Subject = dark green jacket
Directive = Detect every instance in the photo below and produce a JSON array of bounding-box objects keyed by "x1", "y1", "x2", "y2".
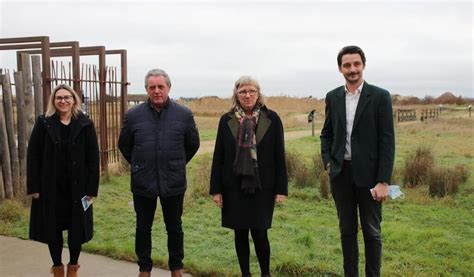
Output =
[{"x1": 320, "y1": 82, "x2": 395, "y2": 187}]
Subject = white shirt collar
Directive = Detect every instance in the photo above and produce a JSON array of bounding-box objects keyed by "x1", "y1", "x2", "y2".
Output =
[{"x1": 345, "y1": 81, "x2": 364, "y2": 96}]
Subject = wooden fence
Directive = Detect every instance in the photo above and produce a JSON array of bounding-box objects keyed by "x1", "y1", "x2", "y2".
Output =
[
  {"x1": 395, "y1": 109, "x2": 417, "y2": 122},
  {"x1": 1, "y1": 57, "x2": 126, "y2": 201},
  {"x1": 420, "y1": 108, "x2": 440, "y2": 121}
]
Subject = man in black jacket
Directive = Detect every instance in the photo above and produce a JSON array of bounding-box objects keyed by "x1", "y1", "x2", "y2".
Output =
[
  {"x1": 118, "y1": 69, "x2": 200, "y2": 277},
  {"x1": 320, "y1": 46, "x2": 395, "y2": 277}
]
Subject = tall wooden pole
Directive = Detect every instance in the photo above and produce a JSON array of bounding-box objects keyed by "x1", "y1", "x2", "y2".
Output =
[
  {"x1": 1, "y1": 73, "x2": 21, "y2": 196},
  {"x1": 32, "y1": 55, "x2": 43, "y2": 117},
  {"x1": 0, "y1": 94, "x2": 14, "y2": 199},
  {"x1": 14, "y1": 72, "x2": 27, "y2": 194}
]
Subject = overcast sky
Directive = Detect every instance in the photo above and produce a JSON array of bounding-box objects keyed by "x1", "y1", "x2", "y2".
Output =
[{"x1": 0, "y1": 0, "x2": 472, "y2": 99}]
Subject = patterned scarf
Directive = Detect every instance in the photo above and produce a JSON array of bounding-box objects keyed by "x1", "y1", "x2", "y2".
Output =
[{"x1": 233, "y1": 105, "x2": 261, "y2": 194}]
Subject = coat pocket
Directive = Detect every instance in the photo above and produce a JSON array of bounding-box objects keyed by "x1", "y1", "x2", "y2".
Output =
[{"x1": 168, "y1": 159, "x2": 186, "y2": 188}]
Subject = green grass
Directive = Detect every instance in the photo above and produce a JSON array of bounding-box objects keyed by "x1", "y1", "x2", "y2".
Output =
[
  {"x1": 199, "y1": 129, "x2": 217, "y2": 141},
  {"x1": 1, "y1": 115, "x2": 473, "y2": 276}
]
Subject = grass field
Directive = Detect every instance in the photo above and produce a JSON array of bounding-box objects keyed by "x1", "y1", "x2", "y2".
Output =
[{"x1": 1, "y1": 101, "x2": 473, "y2": 276}]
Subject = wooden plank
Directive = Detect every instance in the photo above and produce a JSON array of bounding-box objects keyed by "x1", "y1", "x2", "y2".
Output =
[
  {"x1": 31, "y1": 55, "x2": 43, "y2": 117},
  {"x1": 20, "y1": 53, "x2": 35, "y2": 136},
  {"x1": 1, "y1": 73, "x2": 21, "y2": 196},
  {"x1": 0, "y1": 93, "x2": 14, "y2": 199},
  {"x1": 14, "y1": 72, "x2": 27, "y2": 194}
]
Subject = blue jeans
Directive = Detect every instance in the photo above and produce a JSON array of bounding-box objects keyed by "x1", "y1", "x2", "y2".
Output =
[
  {"x1": 133, "y1": 194, "x2": 184, "y2": 272},
  {"x1": 331, "y1": 160, "x2": 382, "y2": 277}
]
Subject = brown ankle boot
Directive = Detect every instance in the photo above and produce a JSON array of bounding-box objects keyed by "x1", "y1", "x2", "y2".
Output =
[
  {"x1": 66, "y1": 264, "x2": 80, "y2": 277},
  {"x1": 171, "y1": 269, "x2": 183, "y2": 277},
  {"x1": 50, "y1": 265, "x2": 64, "y2": 277},
  {"x1": 138, "y1": 271, "x2": 151, "y2": 277}
]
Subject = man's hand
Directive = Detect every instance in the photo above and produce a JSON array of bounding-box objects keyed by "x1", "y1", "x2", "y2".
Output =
[
  {"x1": 275, "y1": 194, "x2": 287, "y2": 204},
  {"x1": 326, "y1": 162, "x2": 331, "y2": 175},
  {"x1": 29, "y1": 193, "x2": 40, "y2": 199},
  {"x1": 371, "y1": 183, "x2": 389, "y2": 202},
  {"x1": 213, "y1": 194, "x2": 223, "y2": 208}
]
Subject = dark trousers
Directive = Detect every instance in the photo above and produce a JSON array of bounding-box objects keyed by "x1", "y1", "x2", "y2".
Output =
[
  {"x1": 48, "y1": 224, "x2": 82, "y2": 266},
  {"x1": 331, "y1": 161, "x2": 382, "y2": 277},
  {"x1": 133, "y1": 193, "x2": 184, "y2": 272},
  {"x1": 234, "y1": 229, "x2": 270, "y2": 276}
]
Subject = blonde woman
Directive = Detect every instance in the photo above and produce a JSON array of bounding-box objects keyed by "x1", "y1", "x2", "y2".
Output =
[{"x1": 27, "y1": 84, "x2": 100, "y2": 277}]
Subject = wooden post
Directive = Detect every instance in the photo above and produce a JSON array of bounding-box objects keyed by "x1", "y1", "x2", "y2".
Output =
[
  {"x1": 32, "y1": 55, "x2": 43, "y2": 117},
  {"x1": 0, "y1": 94, "x2": 14, "y2": 199},
  {"x1": 311, "y1": 120, "x2": 315, "y2": 137},
  {"x1": 14, "y1": 72, "x2": 27, "y2": 194},
  {"x1": 1, "y1": 73, "x2": 21, "y2": 196},
  {"x1": 0, "y1": 166, "x2": 4, "y2": 201},
  {"x1": 20, "y1": 53, "x2": 36, "y2": 136}
]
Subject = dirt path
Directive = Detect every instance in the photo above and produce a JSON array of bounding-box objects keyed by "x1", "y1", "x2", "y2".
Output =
[{"x1": 196, "y1": 129, "x2": 318, "y2": 155}]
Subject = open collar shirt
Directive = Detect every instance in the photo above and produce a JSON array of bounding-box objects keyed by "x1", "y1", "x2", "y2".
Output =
[{"x1": 344, "y1": 81, "x2": 364, "y2": 160}]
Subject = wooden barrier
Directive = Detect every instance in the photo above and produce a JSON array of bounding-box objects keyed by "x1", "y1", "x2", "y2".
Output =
[
  {"x1": 420, "y1": 108, "x2": 440, "y2": 121},
  {"x1": 396, "y1": 109, "x2": 417, "y2": 122}
]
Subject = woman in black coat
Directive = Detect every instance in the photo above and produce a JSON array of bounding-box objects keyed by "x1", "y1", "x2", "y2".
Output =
[
  {"x1": 210, "y1": 76, "x2": 288, "y2": 276},
  {"x1": 27, "y1": 84, "x2": 100, "y2": 277}
]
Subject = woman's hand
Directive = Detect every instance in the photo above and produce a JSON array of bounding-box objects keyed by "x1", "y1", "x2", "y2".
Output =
[
  {"x1": 275, "y1": 194, "x2": 287, "y2": 204},
  {"x1": 213, "y1": 194, "x2": 223, "y2": 208},
  {"x1": 29, "y1": 193, "x2": 40, "y2": 199}
]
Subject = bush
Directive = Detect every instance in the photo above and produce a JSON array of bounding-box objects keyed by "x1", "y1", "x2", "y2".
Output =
[
  {"x1": 429, "y1": 164, "x2": 470, "y2": 197},
  {"x1": 403, "y1": 146, "x2": 435, "y2": 187},
  {"x1": 286, "y1": 151, "x2": 315, "y2": 187},
  {"x1": 428, "y1": 167, "x2": 461, "y2": 197},
  {"x1": 285, "y1": 151, "x2": 300, "y2": 179},
  {"x1": 312, "y1": 153, "x2": 329, "y2": 199},
  {"x1": 319, "y1": 172, "x2": 330, "y2": 199},
  {"x1": 0, "y1": 200, "x2": 25, "y2": 223},
  {"x1": 453, "y1": 164, "x2": 470, "y2": 184}
]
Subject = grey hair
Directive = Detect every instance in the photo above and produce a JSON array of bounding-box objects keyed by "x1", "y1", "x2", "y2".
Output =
[
  {"x1": 45, "y1": 84, "x2": 82, "y2": 118},
  {"x1": 144, "y1": 68, "x2": 171, "y2": 88},
  {"x1": 230, "y1": 75, "x2": 266, "y2": 110}
]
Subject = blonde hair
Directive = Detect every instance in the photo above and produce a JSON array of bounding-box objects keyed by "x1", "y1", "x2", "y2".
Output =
[
  {"x1": 45, "y1": 84, "x2": 82, "y2": 118},
  {"x1": 230, "y1": 75, "x2": 266, "y2": 110}
]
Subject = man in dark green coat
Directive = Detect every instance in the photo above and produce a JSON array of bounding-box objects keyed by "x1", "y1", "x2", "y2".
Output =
[{"x1": 320, "y1": 46, "x2": 395, "y2": 277}]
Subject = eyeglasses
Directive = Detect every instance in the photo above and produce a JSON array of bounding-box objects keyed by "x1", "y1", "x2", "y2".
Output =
[
  {"x1": 55, "y1": 95, "x2": 73, "y2": 102},
  {"x1": 237, "y1": 89, "x2": 258, "y2": 96}
]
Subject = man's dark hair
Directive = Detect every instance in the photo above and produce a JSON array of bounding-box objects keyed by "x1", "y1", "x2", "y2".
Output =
[{"x1": 337, "y1": 45, "x2": 366, "y2": 67}]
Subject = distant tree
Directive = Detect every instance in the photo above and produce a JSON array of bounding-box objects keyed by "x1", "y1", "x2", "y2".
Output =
[
  {"x1": 422, "y1": 95, "x2": 435, "y2": 105},
  {"x1": 455, "y1": 96, "x2": 466, "y2": 105}
]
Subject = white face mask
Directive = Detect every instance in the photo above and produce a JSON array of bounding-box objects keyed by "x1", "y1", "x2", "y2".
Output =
[{"x1": 388, "y1": 185, "x2": 404, "y2": 200}]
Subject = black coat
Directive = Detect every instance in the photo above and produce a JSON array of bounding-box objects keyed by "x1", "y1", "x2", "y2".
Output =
[
  {"x1": 118, "y1": 99, "x2": 200, "y2": 198},
  {"x1": 27, "y1": 113, "x2": 100, "y2": 244},
  {"x1": 320, "y1": 82, "x2": 395, "y2": 187},
  {"x1": 210, "y1": 108, "x2": 288, "y2": 229}
]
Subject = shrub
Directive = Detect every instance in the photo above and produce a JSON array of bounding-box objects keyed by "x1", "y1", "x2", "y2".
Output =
[
  {"x1": 0, "y1": 200, "x2": 25, "y2": 223},
  {"x1": 312, "y1": 152, "x2": 325, "y2": 179},
  {"x1": 403, "y1": 146, "x2": 435, "y2": 187},
  {"x1": 319, "y1": 172, "x2": 330, "y2": 199},
  {"x1": 293, "y1": 164, "x2": 315, "y2": 188},
  {"x1": 286, "y1": 151, "x2": 315, "y2": 187},
  {"x1": 453, "y1": 164, "x2": 470, "y2": 184},
  {"x1": 428, "y1": 167, "x2": 461, "y2": 197},
  {"x1": 312, "y1": 153, "x2": 329, "y2": 199},
  {"x1": 285, "y1": 151, "x2": 300, "y2": 179}
]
